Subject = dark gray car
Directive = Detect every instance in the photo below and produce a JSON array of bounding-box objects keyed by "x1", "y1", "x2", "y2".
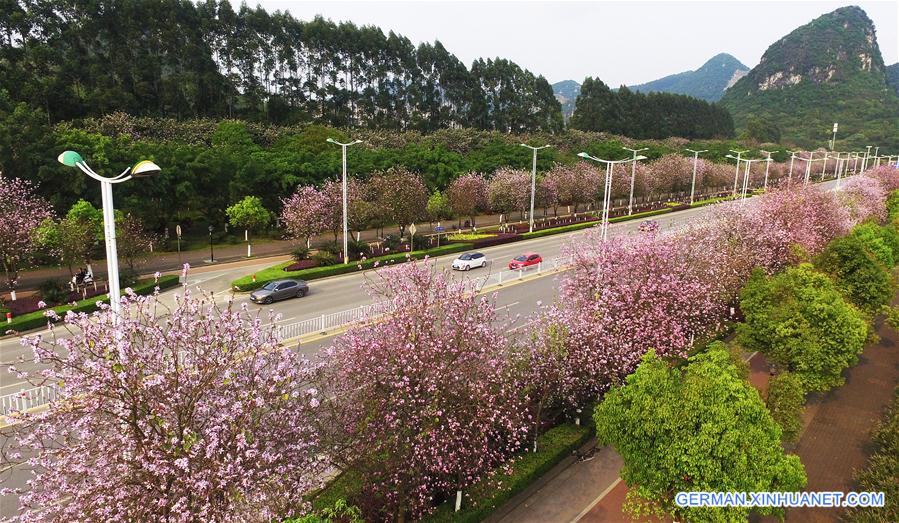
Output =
[{"x1": 249, "y1": 279, "x2": 309, "y2": 304}]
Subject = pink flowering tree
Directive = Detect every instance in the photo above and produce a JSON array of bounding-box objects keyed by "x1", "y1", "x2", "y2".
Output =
[
  {"x1": 487, "y1": 167, "x2": 531, "y2": 221},
  {"x1": 367, "y1": 167, "x2": 429, "y2": 237},
  {"x1": 320, "y1": 178, "x2": 365, "y2": 240},
  {"x1": 544, "y1": 162, "x2": 601, "y2": 213},
  {"x1": 1, "y1": 291, "x2": 325, "y2": 522},
  {"x1": 281, "y1": 185, "x2": 328, "y2": 248},
  {"x1": 643, "y1": 154, "x2": 693, "y2": 196},
  {"x1": 313, "y1": 262, "x2": 527, "y2": 520},
  {"x1": 838, "y1": 175, "x2": 888, "y2": 224},
  {"x1": 864, "y1": 164, "x2": 899, "y2": 192},
  {"x1": 447, "y1": 172, "x2": 488, "y2": 227},
  {"x1": 0, "y1": 176, "x2": 53, "y2": 298},
  {"x1": 536, "y1": 174, "x2": 560, "y2": 216}
]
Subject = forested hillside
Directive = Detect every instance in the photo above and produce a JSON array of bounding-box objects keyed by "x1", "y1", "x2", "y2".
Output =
[
  {"x1": 720, "y1": 6, "x2": 899, "y2": 148},
  {"x1": 570, "y1": 78, "x2": 734, "y2": 139},
  {"x1": 0, "y1": 0, "x2": 562, "y2": 133}
]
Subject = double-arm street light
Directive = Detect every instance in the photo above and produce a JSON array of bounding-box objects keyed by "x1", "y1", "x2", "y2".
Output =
[
  {"x1": 622, "y1": 146, "x2": 649, "y2": 215},
  {"x1": 520, "y1": 143, "x2": 551, "y2": 233},
  {"x1": 728, "y1": 150, "x2": 749, "y2": 196},
  {"x1": 326, "y1": 138, "x2": 363, "y2": 265},
  {"x1": 578, "y1": 152, "x2": 646, "y2": 241},
  {"x1": 685, "y1": 148, "x2": 707, "y2": 204},
  {"x1": 57, "y1": 150, "x2": 161, "y2": 316},
  {"x1": 760, "y1": 150, "x2": 779, "y2": 190},
  {"x1": 862, "y1": 145, "x2": 873, "y2": 172}
]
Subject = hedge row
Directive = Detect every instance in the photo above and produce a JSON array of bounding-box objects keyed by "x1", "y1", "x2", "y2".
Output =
[
  {"x1": 424, "y1": 424, "x2": 592, "y2": 523},
  {"x1": 231, "y1": 243, "x2": 474, "y2": 291},
  {"x1": 2, "y1": 275, "x2": 180, "y2": 335}
]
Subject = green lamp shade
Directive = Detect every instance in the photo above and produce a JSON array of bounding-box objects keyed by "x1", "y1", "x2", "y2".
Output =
[
  {"x1": 57, "y1": 150, "x2": 83, "y2": 167},
  {"x1": 131, "y1": 160, "x2": 161, "y2": 177}
]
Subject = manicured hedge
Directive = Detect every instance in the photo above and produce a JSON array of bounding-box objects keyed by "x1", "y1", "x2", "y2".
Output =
[
  {"x1": 424, "y1": 424, "x2": 592, "y2": 523},
  {"x1": 2, "y1": 275, "x2": 180, "y2": 335},
  {"x1": 232, "y1": 243, "x2": 475, "y2": 291}
]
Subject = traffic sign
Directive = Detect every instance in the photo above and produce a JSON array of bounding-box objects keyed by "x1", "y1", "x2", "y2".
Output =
[
  {"x1": 435, "y1": 226, "x2": 445, "y2": 232},
  {"x1": 409, "y1": 223, "x2": 417, "y2": 236},
  {"x1": 175, "y1": 224, "x2": 182, "y2": 237}
]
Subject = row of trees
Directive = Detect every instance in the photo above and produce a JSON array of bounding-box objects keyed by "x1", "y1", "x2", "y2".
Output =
[
  {"x1": 0, "y1": 0, "x2": 561, "y2": 132},
  {"x1": 570, "y1": 78, "x2": 735, "y2": 139},
  {"x1": 0, "y1": 176, "x2": 155, "y2": 294},
  {"x1": 5, "y1": 170, "x2": 894, "y2": 521}
]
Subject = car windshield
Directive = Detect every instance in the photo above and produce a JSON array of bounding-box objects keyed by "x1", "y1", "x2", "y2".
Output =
[
  {"x1": 514, "y1": 255, "x2": 527, "y2": 262},
  {"x1": 459, "y1": 254, "x2": 472, "y2": 260},
  {"x1": 262, "y1": 282, "x2": 278, "y2": 290}
]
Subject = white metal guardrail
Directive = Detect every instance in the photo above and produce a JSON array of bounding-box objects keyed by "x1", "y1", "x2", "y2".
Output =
[{"x1": 1, "y1": 384, "x2": 59, "y2": 416}]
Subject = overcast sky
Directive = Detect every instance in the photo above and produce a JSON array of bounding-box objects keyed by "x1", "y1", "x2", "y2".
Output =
[{"x1": 254, "y1": 0, "x2": 899, "y2": 86}]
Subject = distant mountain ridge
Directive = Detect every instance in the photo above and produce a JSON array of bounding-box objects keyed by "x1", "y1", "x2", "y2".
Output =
[
  {"x1": 552, "y1": 53, "x2": 748, "y2": 119},
  {"x1": 719, "y1": 5, "x2": 899, "y2": 148},
  {"x1": 629, "y1": 53, "x2": 750, "y2": 101},
  {"x1": 888, "y1": 63, "x2": 899, "y2": 95}
]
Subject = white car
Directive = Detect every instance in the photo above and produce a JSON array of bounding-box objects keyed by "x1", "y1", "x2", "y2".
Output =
[{"x1": 452, "y1": 252, "x2": 488, "y2": 271}]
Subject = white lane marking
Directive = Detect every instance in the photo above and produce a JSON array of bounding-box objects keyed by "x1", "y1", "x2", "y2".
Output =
[{"x1": 493, "y1": 301, "x2": 520, "y2": 313}]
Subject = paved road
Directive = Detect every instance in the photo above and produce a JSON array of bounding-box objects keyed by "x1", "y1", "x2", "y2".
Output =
[{"x1": 0, "y1": 179, "x2": 842, "y2": 519}]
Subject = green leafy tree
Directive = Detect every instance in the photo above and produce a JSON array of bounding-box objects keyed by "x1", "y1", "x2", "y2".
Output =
[
  {"x1": 766, "y1": 372, "x2": 806, "y2": 444},
  {"x1": 815, "y1": 233, "x2": 895, "y2": 313},
  {"x1": 226, "y1": 196, "x2": 272, "y2": 235},
  {"x1": 425, "y1": 191, "x2": 452, "y2": 224},
  {"x1": 737, "y1": 265, "x2": 868, "y2": 392},
  {"x1": 594, "y1": 345, "x2": 806, "y2": 522}
]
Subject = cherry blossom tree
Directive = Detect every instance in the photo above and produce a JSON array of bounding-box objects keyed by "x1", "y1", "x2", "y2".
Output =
[
  {"x1": 543, "y1": 162, "x2": 601, "y2": 213},
  {"x1": 367, "y1": 167, "x2": 429, "y2": 236},
  {"x1": 838, "y1": 175, "x2": 887, "y2": 224},
  {"x1": 116, "y1": 213, "x2": 157, "y2": 271},
  {"x1": 446, "y1": 172, "x2": 488, "y2": 226},
  {"x1": 281, "y1": 186, "x2": 328, "y2": 248},
  {"x1": 1, "y1": 291, "x2": 325, "y2": 522},
  {"x1": 487, "y1": 167, "x2": 530, "y2": 221},
  {"x1": 0, "y1": 175, "x2": 53, "y2": 299},
  {"x1": 313, "y1": 262, "x2": 527, "y2": 520},
  {"x1": 536, "y1": 174, "x2": 560, "y2": 216}
]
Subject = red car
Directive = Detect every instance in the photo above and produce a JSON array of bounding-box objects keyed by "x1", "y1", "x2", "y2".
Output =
[{"x1": 509, "y1": 252, "x2": 542, "y2": 270}]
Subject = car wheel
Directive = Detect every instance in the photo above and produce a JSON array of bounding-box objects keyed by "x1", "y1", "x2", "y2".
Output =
[
  {"x1": 263, "y1": 296, "x2": 273, "y2": 305},
  {"x1": 465, "y1": 264, "x2": 471, "y2": 271},
  {"x1": 481, "y1": 261, "x2": 487, "y2": 268},
  {"x1": 297, "y1": 288, "x2": 307, "y2": 298}
]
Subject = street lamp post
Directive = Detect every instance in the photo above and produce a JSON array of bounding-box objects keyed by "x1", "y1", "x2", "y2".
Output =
[
  {"x1": 57, "y1": 151, "x2": 160, "y2": 316},
  {"x1": 737, "y1": 158, "x2": 771, "y2": 202},
  {"x1": 729, "y1": 150, "x2": 749, "y2": 196},
  {"x1": 820, "y1": 153, "x2": 829, "y2": 181},
  {"x1": 326, "y1": 138, "x2": 363, "y2": 265},
  {"x1": 685, "y1": 148, "x2": 707, "y2": 204},
  {"x1": 786, "y1": 150, "x2": 801, "y2": 183},
  {"x1": 208, "y1": 225, "x2": 215, "y2": 263},
  {"x1": 760, "y1": 150, "x2": 779, "y2": 190},
  {"x1": 862, "y1": 145, "x2": 872, "y2": 171},
  {"x1": 578, "y1": 152, "x2": 646, "y2": 241},
  {"x1": 520, "y1": 143, "x2": 551, "y2": 233},
  {"x1": 622, "y1": 146, "x2": 649, "y2": 215}
]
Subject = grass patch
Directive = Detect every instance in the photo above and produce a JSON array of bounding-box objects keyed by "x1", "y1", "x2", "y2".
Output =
[
  {"x1": 231, "y1": 243, "x2": 474, "y2": 291},
  {"x1": 3, "y1": 275, "x2": 180, "y2": 335},
  {"x1": 447, "y1": 233, "x2": 496, "y2": 241},
  {"x1": 424, "y1": 424, "x2": 592, "y2": 523}
]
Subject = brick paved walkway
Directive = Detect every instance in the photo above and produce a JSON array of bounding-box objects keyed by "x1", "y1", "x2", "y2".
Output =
[{"x1": 783, "y1": 315, "x2": 899, "y2": 522}]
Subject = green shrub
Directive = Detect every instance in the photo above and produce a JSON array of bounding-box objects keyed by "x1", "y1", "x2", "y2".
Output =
[
  {"x1": 3, "y1": 275, "x2": 179, "y2": 335},
  {"x1": 886, "y1": 190, "x2": 899, "y2": 222},
  {"x1": 844, "y1": 386, "x2": 899, "y2": 523},
  {"x1": 347, "y1": 238, "x2": 370, "y2": 258},
  {"x1": 849, "y1": 222, "x2": 899, "y2": 267},
  {"x1": 287, "y1": 499, "x2": 363, "y2": 523},
  {"x1": 119, "y1": 267, "x2": 140, "y2": 287},
  {"x1": 382, "y1": 234, "x2": 402, "y2": 251},
  {"x1": 231, "y1": 243, "x2": 474, "y2": 291},
  {"x1": 312, "y1": 250, "x2": 338, "y2": 267},
  {"x1": 737, "y1": 264, "x2": 868, "y2": 393},
  {"x1": 38, "y1": 278, "x2": 69, "y2": 305},
  {"x1": 766, "y1": 372, "x2": 806, "y2": 444},
  {"x1": 291, "y1": 246, "x2": 310, "y2": 261},
  {"x1": 815, "y1": 233, "x2": 895, "y2": 313},
  {"x1": 424, "y1": 424, "x2": 592, "y2": 523},
  {"x1": 447, "y1": 233, "x2": 496, "y2": 241}
]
